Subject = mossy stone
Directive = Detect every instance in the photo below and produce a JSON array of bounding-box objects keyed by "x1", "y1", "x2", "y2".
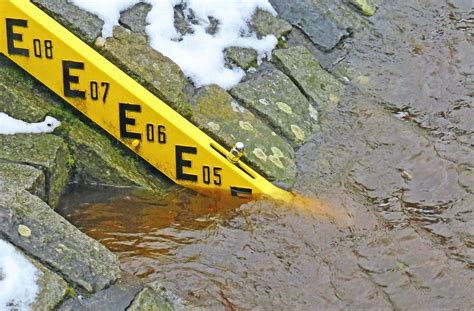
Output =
[
  {"x1": 101, "y1": 27, "x2": 193, "y2": 118},
  {"x1": 273, "y1": 46, "x2": 343, "y2": 111},
  {"x1": 0, "y1": 189, "x2": 122, "y2": 293},
  {"x1": 193, "y1": 85, "x2": 296, "y2": 187},
  {"x1": 231, "y1": 69, "x2": 319, "y2": 146},
  {"x1": 0, "y1": 134, "x2": 70, "y2": 209},
  {"x1": 0, "y1": 161, "x2": 46, "y2": 202}
]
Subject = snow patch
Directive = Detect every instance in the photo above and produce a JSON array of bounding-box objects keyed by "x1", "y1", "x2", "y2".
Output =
[
  {"x1": 70, "y1": 0, "x2": 278, "y2": 89},
  {"x1": 0, "y1": 239, "x2": 40, "y2": 310},
  {"x1": 0, "y1": 113, "x2": 61, "y2": 135}
]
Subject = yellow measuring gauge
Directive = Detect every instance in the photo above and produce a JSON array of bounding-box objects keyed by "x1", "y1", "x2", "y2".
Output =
[{"x1": 0, "y1": 0, "x2": 293, "y2": 202}]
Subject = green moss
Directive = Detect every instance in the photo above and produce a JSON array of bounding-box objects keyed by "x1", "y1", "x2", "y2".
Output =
[
  {"x1": 66, "y1": 287, "x2": 77, "y2": 299},
  {"x1": 349, "y1": 0, "x2": 376, "y2": 16}
]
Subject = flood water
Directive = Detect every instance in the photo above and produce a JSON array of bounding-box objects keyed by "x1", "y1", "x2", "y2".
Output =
[{"x1": 58, "y1": 0, "x2": 473, "y2": 309}]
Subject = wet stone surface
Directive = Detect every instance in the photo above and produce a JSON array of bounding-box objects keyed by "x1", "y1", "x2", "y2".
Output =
[
  {"x1": 231, "y1": 68, "x2": 320, "y2": 145},
  {"x1": 273, "y1": 45, "x2": 344, "y2": 111},
  {"x1": 192, "y1": 85, "x2": 296, "y2": 186},
  {"x1": 269, "y1": 0, "x2": 365, "y2": 50},
  {"x1": 59, "y1": 274, "x2": 143, "y2": 311},
  {"x1": 126, "y1": 283, "x2": 188, "y2": 311}
]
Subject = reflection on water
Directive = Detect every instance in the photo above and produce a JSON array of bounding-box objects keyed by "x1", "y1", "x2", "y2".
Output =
[
  {"x1": 58, "y1": 185, "x2": 356, "y2": 309},
  {"x1": 58, "y1": 185, "x2": 249, "y2": 279},
  {"x1": 58, "y1": 185, "x2": 339, "y2": 280}
]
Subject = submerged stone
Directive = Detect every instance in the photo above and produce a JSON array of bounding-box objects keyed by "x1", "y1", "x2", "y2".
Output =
[
  {"x1": 273, "y1": 46, "x2": 343, "y2": 110},
  {"x1": 269, "y1": 0, "x2": 367, "y2": 50},
  {"x1": 231, "y1": 69, "x2": 319, "y2": 145},
  {"x1": 0, "y1": 189, "x2": 122, "y2": 293},
  {"x1": 192, "y1": 85, "x2": 296, "y2": 186},
  {"x1": 0, "y1": 134, "x2": 70, "y2": 209},
  {"x1": 101, "y1": 26, "x2": 193, "y2": 118},
  {"x1": 31, "y1": 0, "x2": 103, "y2": 44},
  {"x1": 269, "y1": 0, "x2": 348, "y2": 50}
]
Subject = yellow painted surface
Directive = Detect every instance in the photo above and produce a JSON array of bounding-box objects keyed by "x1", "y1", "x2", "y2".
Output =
[{"x1": 0, "y1": 0, "x2": 293, "y2": 202}]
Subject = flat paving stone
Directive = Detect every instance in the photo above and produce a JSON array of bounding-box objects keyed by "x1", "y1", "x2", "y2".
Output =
[{"x1": 250, "y1": 8, "x2": 292, "y2": 39}]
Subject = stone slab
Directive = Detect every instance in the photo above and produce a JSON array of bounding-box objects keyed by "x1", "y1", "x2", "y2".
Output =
[
  {"x1": 193, "y1": 85, "x2": 296, "y2": 187},
  {"x1": 59, "y1": 274, "x2": 143, "y2": 311},
  {"x1": 31, "y1": 0, "x2": 103, "y2": 44},
  {"x1": 273, "y1": 46, "x2": 343, "y2": 109},
  {"x1": 231, "y1": 69, "x2": 319, "y2": 145},
  {"x1": 250, "y1": 9, "x2": 292, "y2": 39},
  {"x1": 0, "y1": 188, "x2": 121, "y2": 293},
  {"x1": 225, "y1": 47, "x2": 258, "y2": 70},
  {"x1": 0, "y1": 134, "x2": 69, "y2": 208},
  {"x1": 270, "y1": 0, "x2": 368, "y2": 50},
  {"x1": 0, "y1": 161, "x2": 46, "y2": 202},
  {"x1": 101, "y1": 26, "x2": 192, "y2": 118},
  {"x1": 31, "y1": 255, "x2": 69, "y2": 311},
  {"x1": 119, "y1": 2, "x2": 152, "y2": 36}
]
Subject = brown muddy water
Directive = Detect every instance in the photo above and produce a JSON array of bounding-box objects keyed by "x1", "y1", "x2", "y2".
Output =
[{"x1": 58, "y1": 0, "x2": 473, "y2": 309}]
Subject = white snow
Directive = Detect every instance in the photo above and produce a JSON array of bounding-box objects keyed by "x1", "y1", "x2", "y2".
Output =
[
  {"x1": 0, "y1": 113, "x2": 61, "y2": 135},
  {"x1": 70, "y1": 0, "x2": 278, "y2": 89},
  {"x1": 0, "y1": 239, "x2": 40, "y2": 311}
]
